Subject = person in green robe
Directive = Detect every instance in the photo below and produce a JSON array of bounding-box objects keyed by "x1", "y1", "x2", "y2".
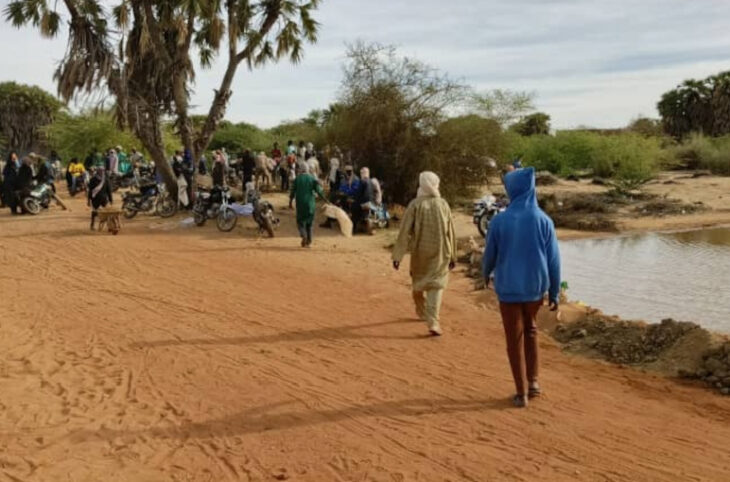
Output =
[{"x1": 289, "y1": 164, "x2": 326, "y2": 247}]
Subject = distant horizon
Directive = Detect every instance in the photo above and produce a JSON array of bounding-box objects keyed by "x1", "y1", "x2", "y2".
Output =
[{"x1": 2, "y1": 0, "x2": 730, "y2": 131}]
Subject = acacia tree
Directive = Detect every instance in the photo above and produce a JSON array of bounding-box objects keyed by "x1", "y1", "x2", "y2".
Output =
[
  {"x1": 0, "y1": 82, "x2": 61, "y2": 153},
  {"x1": 5, "y1": 0, "x2": 320, "y2": 190}
]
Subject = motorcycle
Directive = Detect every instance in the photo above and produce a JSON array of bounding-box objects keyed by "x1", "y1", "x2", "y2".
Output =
[
  {"x1": 21, "y1": 183, "x2": 53, "y2": 215},
  {"x1": 367, "y1": 203, "x2": 390, "y2": 231},
  {"x1": 192, "y1": 186, "x2": 238, "y2": 232},
  {"x1": 473, "y1": 194, "x2": 508, "y2": 237},
  {"x1": 110, "y1": 171, "x2": 138, "y2": 192},
  {"x1": 121, "y1": 181, "x2": 177, "y2": 219},
  {"x1": 247, "y1": 188, "x2": 279, "y2": 238}
]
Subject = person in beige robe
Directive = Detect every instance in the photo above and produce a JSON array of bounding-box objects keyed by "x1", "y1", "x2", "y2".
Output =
[{"x1": 392, "y1": 172, "x2": 457, "y2": 336}]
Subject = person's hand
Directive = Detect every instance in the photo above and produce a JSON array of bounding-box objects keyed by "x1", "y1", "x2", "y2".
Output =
[
  {"x1": 392, "y1": 260, "x2": 400, "y2": 271},
  {"x1": 549, "y1": 300, "x2": 559, "y2": 312},
  {"x1": 448, "y1": 261, "x2": 456, "y2": 271}
]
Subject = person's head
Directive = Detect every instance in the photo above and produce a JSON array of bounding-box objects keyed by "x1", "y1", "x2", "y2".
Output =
[
  {"x1": 330, "y1": 158, "x2": 340, "y2": 170},
  {"x1": 417, "y1": 171, "x2": 441, "y2": 198},
  {"x1": 298, "y1": 140, "x2": 304, "y2": 147},
  {"x1": 51, "y1": 150, "x2": 58, "y2": 157},
  {"x1": 22, "y1": 156, "x2": 33, "y2": 166},
  {"x1": 344, "y1": 165, "x2": 354, "y2": 177},
  {"x1": 115, "y1": 145, "x2": 122, "y2": 152},
  {"x1": 287, "y1": 140, "x2": 293, "y2": 146},
  {"x1": 95, "y1": 166, "x2": 106, "y2": 179},
  {"x1": 505, "y1": 164, "x2": 515, "y2": 173},
  {"x1": 360, "y1": 167, "x2": 370, "y2": 179},
  {"x1": 70, "y1": 157, "x2": 79, "y2": 164},
  {"x1": 274, "y1": 142, "x2": 279, "y2": 149},
  {"x1": 131, "y1": 148, "x2": 137, "y2": 154},
  {"x1": 7, "y1": 151, "x2": 17, "y2": 163},
  {"x1": 297, "y1": 162, "x2": 310, "y2": 175}
]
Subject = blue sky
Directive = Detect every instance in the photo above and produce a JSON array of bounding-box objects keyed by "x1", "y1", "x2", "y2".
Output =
[{"x1": 2, "y1": 0, "x2": 730, "y2": 129}]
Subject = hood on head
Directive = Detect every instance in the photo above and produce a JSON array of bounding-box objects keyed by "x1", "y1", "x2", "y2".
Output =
[{"x1": 503, "y1": 167, "x2": 537, "y2": 208}]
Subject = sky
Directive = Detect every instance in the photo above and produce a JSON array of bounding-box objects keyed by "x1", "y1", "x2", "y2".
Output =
[{"x1": 1, "y1": 0, "x2": 730, "y2": 129}]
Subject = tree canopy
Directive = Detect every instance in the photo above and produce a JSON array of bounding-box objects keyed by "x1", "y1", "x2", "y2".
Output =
[
  {"x1": 5, "y1": 0, "x2": 321, "y2": 189},
  {"x1": 658, "y1": 71, "x2": 730, "y2": 138},
  {"x1": 0, "y1": 81, "x2": 61, "y2": 153}
]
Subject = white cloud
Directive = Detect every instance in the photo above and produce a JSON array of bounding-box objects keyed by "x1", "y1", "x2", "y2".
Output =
[{"x1": 2, "y1": 0, "x2": 730, "y2": 129}]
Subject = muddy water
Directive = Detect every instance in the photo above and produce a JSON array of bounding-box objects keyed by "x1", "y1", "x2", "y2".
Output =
[{"x1": 561, "y1": 227, "x2": 730, "y2": 333}]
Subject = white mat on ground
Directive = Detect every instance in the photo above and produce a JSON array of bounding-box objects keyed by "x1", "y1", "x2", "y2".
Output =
[
  {"x1": 322, "y1": 204, "x2": 352, "y2": 238},
  {"x1": 230, "y1": 203, "x2": 254, "y2": 216}
]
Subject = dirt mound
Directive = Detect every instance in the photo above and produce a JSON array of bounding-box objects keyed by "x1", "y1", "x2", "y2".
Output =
[
  {"x1": 553, "y1": 313, "x2": 729, "y2": 395},
  {"x1": 634, "y1": 199, "x2": 705, "y2": 217},
  {"x1": 680, "y1": 342, "x2": 730, "y2": 395}
]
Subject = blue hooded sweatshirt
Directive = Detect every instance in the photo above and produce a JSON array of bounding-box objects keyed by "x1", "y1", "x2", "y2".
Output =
[{"x1": 482, "y1": 167, "x2": 561, "y2": 304}]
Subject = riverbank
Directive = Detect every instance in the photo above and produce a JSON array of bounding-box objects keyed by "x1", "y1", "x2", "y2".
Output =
[
  {"x1": 1, "y1": 193, "x2": 729, "y2": 481},
  {"x1": 453, "y1": 171, "x2": 730, "y2": 242}
]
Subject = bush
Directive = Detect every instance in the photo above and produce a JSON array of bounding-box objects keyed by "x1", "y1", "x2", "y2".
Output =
[
  {"x1": 506, "y1": 131, "x2": 660, "y2": 182},
  {"x1": 43, "y1": 111, "x2": 180, "y2": 163},
  {"x1": 209, "y1": 122, "x2": 274, "y2": 155},
  {"x1": 670, "y1": 134, "x2": 730, "y2": 174}
]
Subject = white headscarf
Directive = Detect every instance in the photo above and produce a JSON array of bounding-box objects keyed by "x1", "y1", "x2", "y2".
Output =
[
  {"x1": 417, "y1": 171, "x2": 440, "y2": 198},
  {"x1": 329, "y1": 157, "x2": 340, "y2": 183},
  {"x1": 360, "y1": 167, "x2": 370, "y2": 179}
]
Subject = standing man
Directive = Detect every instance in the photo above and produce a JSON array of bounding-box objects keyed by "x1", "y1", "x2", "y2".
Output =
[
  {"x1": 242, "y1": 149, "x2": 256, "y2": 185},
  {"x1": 352, "y1": 167, "x2": 374, "y2": 234},
  {"x1": 482, "y1": 167, "x2": 560, "y2": 408},
  {"x1": 392, "y1": 172, "x2": 457, "y2": 337},
  {"x1": 289, "y1": 164, "x2": 326, "y2": 248},
  {"x1": 88, "y1": 167, "x2": 113, "y2": 230}
]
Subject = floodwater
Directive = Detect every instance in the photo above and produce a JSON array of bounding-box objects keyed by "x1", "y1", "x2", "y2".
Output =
[{"x1": 560, "y1": 227, "x2": 730, "y2": 333}]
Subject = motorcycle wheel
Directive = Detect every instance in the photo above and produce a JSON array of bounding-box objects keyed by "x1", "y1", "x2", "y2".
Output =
[
  {"x1": 23, "y1": 197, "x2": 41, "y2": 215},
  {"x1": 478, "y1": 213, "x2": 489, "y2": 238},
  {"x1": 262, "y1": 216, "x2": 275, "y2": 238},
  {"x1": 122, "y1": 204, "x2": 138, "y2": 219},
  {"x1": 216, "y1": 208, "x2": 238, "y2": 232},
  {"x1": 156, "y1": 195, "x2": 177, "y2": 218},
  {"x1": 193, "y1": 209, "x2": 207, "y2": 227}
]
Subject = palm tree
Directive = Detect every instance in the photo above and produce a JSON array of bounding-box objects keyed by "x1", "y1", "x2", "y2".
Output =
[{"x1": 5, "y1": 0, "x2": 321, "y2": 191}]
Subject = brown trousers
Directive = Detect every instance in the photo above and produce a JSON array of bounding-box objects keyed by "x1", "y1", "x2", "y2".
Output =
[{"x1": 499, "y1": 300, "x2": 543, "y2": 395}]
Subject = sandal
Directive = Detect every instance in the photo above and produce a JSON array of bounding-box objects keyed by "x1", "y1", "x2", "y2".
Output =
[
  {"x1": 512, "y1": 394, "x2": 528, "y2": 408},
  {"x1": 528, "y1": 384, "x2": 542, "y2": 399}
]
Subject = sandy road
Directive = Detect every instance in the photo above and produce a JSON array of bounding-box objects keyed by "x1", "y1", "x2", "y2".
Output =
[{"x1": 0, "y1": 194, "x2": 728, "y2": 481}]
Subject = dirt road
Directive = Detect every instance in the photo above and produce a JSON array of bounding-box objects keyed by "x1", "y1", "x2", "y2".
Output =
[{"x1": 0, "y1": 194, "x2": 728, "y2": 481}]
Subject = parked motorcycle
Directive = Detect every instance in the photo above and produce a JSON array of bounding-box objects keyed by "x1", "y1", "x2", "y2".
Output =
[
  {"x1": 192, "y1": 186, "x2": 238, "y2": 232},
  {"x1": 21, "y1": 183, "x2": 53, "y2": 215},
  {"x1": 110, "y1": 171, "x2": 138, "y2": 192},
  {"x1": 473, "y1": 194, "x2": 508, "y2": 237},
  {"x1": 121, "y1": 182, "x2": 176, "y2": 219},
  {"x1": 247, "y1": 188, "x2": 279, "y2": 237}
]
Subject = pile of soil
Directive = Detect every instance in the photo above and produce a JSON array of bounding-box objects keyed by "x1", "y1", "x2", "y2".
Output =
[
  {"x1": 633, "y1": 199, "x2": 705, "y2": 217},
  {"x1": 553, "y1": 313, "x2": 729, "y2": 395},
  {"x1": 539, "y1": 193, "x2": 618, "y2": 231},
  {"x1": 680, "y1": 342, "x2": 730, "y2": 395}
]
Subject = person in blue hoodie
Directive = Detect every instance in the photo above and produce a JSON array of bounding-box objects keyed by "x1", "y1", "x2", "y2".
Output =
[{"x1": 482, "y1": 167, "x2": 560, "y2": 408}]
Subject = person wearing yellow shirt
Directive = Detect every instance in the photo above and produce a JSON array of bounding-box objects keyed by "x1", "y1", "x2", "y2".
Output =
[{"x1": 67, "y1": 158, "x2": 86, "y2": 195}]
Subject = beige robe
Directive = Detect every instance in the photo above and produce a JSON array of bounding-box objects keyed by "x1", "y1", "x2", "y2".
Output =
[{"x1": 392, "y1": 196, "x2": 457, "y2": 292}]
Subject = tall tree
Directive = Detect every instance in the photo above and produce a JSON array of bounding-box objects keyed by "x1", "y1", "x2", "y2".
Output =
[
  {"x1": 512, "y1": 112, "x2": 551, "y2": 136},
  {"x1": 0, "y1": 82, "x2": 61, "y2": 153},
  {"x1": 469, "y1": 89, "x2": 535, "y2": 128},
  {"x1": 657, "y1": 72, "x2": 730, "y2": 138},
  {"x1": 5, "y1": 0, "x2": 321, "y2": 190}
]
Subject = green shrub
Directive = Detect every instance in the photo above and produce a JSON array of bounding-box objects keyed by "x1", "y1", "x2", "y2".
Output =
[
  {"x1": 506, "y1": 131, "x2": 659, "y2": 180},
  {"x1": 670, "y1": 133, "x2": 730, "y2": 174}
]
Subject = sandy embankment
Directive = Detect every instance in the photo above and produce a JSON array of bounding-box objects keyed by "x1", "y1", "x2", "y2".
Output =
[{"x1": 0, "y1": 184, "x2": 729, "y2": 481}]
